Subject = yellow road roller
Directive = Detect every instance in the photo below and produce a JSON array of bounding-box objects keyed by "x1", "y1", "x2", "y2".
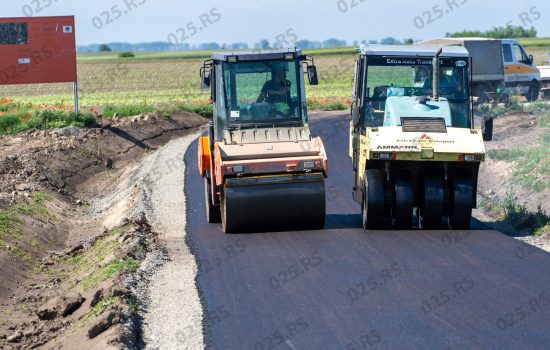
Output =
[{"x1": 349, "y1": 45, "x2": 493, "y2": 229}]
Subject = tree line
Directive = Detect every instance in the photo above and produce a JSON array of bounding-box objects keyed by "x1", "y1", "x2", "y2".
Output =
[
  {"x1": 84, "y1": 25, "x2": 539, "y2": 53},
  {"x1": 446, "y1": 25, "x2": 537, "y2": 39}
]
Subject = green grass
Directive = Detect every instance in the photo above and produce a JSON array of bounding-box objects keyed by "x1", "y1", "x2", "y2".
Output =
[
  {"x1": 518, "y1": 37, "x2": 550, "y2": 48},
  {"x1": 0, "y1": 99, "x2": 97, "y2": 135},
  {"x1": 81, "y1": 257, "x2": 140, "y2": 290},
  {"x1": 0, "y1": 192, "x2": 55, "y2": 262},
  {"x1": 476, "y1": 100, "x2": 550, "y2": 119},
  {"x1": 0, "y1": 212, "x2": 24, "y2": 245},
  {"x1": 77, "y1": 50, "x2": 217, "y2": 63},
  {"x1": 81, "y1": 296, "x2": 120, "y2": 323},
  {"x1": 31, "y1": 191, "x2": 52, "y2": 205},
  {"x1": 12, "y1": 192, "x2": 56, "y2": 221},
  {"x1": 487, "y1": 112, "x2": 550, "y2": 192},
  {"x1": 7, "y1": 245, "x2": 32, "y2": 263},
  {"x1": 103, "y1": 104, "x2": 155, "y2": 118},
  {"x1": 50, "y1": 224, "x2": 134, "y2": 289},
  {"x1": 482, "y1": 192, "x2": 550, "y2": 236},
  {"x1": 488, "y1": 145, "x2": 549, "y2": 192},
  {"x1": 76, "y1": 47, "x2": 359, "y2": 63}
]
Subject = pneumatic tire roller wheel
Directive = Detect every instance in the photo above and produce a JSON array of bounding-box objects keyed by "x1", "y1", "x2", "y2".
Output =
[
  {"x1": 392, "y1": 173, "x2": 414, "y2": 229},
  {"x1": 362, "y1": 169, "x2": 385, "y2": 230},
  {"x1": 221, "y1": 179, "x2": 326, "y2": 233},
  {"x1": 449, "y1": 173, "x2": 473, "y2": 230},
  {"x1": 421, "y1": 173, "x2": 444, "y2": 230}
]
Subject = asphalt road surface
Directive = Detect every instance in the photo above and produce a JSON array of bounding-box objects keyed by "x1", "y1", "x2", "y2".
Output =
[{"x1": 184, "y1": 111, "x2": 550, "y2": 350}]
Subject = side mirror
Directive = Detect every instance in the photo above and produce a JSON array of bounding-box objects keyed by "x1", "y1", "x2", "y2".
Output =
[
  {"x1": 528, "y1": 54, "x2": 534, "y2": 65},
  {"x1": 483, "y1": 117, "x2": 493, "y2": 141},
  {"x1": 200, "y1": 68, "x2": 211, "y2": 90},
  {"x1": 307, "y1": 65, "x2": 319, "y2": 85}
]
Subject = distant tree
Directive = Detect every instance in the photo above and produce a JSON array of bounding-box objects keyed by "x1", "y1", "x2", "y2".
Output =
[
  {"x1": 310, "y1": 41, "x2": 323, "y2": 49},
  {"x1": 118, "y1": 51, "x2": 135, "y2": 58},
  {"x1": 323, "y1": 38, "x2": 347, "y2": 48},
  {"x1": 259, "y1": 39, "x2": 270, "y2": 49},
  {"x1": 198, "y1": 42, "x2": 221, "y2": 50},
  {"x1": 368, "y1": 40, "x2": 378, "y2": 44},
  {"x1": 380, "y1": 37, "x2": 401, "y2": 45},
  {"x1": 403, "y1": 38, "x2": 414, "y2": 44},
  {"x1": 445, "y1": 30, "x2": 483, "y2": 38},
  {"x1": 295, "y1": 40, "x2": 312, "y2": 49},
  {"x1": 230, "y1": 42, "x2": 248, "y2": 50},
  {"x1": 486, "y1": 25, "x2": 537, "y2": 38},
  {"x1": 99, "y1": 44, "x2": 112, "y2": 52}
]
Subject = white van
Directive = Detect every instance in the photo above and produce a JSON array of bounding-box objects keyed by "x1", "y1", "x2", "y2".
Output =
[
  {"x1": 501, "y1": 39, "x2": 541, "y2": 100},
  {"x1": 417, "y1": 38, "x2": 542, "y2": 101}
]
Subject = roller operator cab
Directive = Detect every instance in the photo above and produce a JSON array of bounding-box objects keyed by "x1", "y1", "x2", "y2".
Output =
[
  {"x1": 198, "y1": 50, "x2": 327, "y2": 233},
  {"x1": 350, "y1": 45, "x2": 493, "y2": 230}
]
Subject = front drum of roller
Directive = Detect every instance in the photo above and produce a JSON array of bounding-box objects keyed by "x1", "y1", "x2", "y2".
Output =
[{"x1": 221, "y1": 177, "x2": 326, "y2": 233}]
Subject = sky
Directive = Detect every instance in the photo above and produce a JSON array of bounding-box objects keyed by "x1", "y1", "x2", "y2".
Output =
[{"x1": 4, "y1": 0, "x2": 550, "y2": 46}]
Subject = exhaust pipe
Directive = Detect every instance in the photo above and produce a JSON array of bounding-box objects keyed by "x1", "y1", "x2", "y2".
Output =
[{"x1": 433, "y1": 47, "x2": 443, "y2": 101}]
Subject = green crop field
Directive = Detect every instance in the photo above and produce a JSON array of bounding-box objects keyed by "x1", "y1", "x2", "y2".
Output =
[
  {"x1": 1, "y1": 37, "x2": 549, "y2": 122},
  {"x1": 0, "y1": 52, "x2": 359, "y2": 114},
  {"x1": 519, "y1": 37, "x2": 550, "y2": 48}
]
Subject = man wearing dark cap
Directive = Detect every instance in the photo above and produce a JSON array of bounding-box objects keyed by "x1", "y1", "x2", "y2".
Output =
[{"x1": 256, "y1": 66, "x2": 291, "y2": 104}]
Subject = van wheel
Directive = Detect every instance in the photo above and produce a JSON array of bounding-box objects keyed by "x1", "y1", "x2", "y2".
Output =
[{"x1": 526, "y1": 81, "x2": 540, "y2": 102}]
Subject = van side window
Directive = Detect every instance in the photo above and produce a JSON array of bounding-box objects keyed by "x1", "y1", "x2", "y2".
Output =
[{"x1": 502, "y1": 44, "x2": 513, "y2": 63}]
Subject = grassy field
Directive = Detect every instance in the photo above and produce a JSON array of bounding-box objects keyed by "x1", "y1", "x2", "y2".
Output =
[
  {"x1": 0, "y1": 53, "x2": 358, "y2": 114},
  {"x1": 0, "y1": 37, "x2": 548, "y2": 133},
  {"x1": 77, "y1": 47, "x2": 359, "y2": 63}
]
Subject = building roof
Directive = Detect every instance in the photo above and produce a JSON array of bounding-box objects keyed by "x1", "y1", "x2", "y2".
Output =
[
  {"x1": 211, "y1": 49, "x2": 302, "y2": 62},
  {"x1": 360, "y1": 44, "x2": 469, "y2": 57}
]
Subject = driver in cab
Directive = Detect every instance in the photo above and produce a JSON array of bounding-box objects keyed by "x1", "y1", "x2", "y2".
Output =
[
  {"x1": 257, "y1": 67, "x2": 291, "y2": 104},
  {"x1": 414, "y1": 67, "x2": 461, "y2": 92}
]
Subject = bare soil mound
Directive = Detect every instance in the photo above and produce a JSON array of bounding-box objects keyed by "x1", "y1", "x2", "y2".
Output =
[{"x1": 0, "y1": 111, "x2": 207, "y2": 349}]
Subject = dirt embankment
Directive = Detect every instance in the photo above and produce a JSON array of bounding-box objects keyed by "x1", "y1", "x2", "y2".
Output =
[
  {"x1": 0, "y1": 111, "x2": 207, "y2": 349},
  {"x1": 475, "y1": 110, "x2": 549, "y2": 247},
  {"x1": 478, "y1": 113, "x2": 548, "y2": 214}
]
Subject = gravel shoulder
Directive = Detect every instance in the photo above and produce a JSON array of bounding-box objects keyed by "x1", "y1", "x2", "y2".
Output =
[{"x1": 138, "y1": 134, "x2": 204, "y2": 350}]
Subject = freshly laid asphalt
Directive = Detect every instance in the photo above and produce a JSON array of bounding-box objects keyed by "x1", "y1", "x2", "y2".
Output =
[{"x1": 184, "y1": 111, "x2": 550, "y2": 350}]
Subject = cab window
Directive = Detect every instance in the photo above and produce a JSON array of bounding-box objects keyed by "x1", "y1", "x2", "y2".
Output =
[
  {"x1": 502, "y1": 44, "x2": 513, "y2": 63},
  {"x1": 512, "y1": 44, "x2": 528, "y2": 63}
]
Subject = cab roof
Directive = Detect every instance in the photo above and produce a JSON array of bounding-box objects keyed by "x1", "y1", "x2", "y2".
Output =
[
  {"x1": 211, "y1": 49, "x2": 302, "y2": 62},
  {"x1": 360, "y1": 44, "x2": 469, "y2": 58}
]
